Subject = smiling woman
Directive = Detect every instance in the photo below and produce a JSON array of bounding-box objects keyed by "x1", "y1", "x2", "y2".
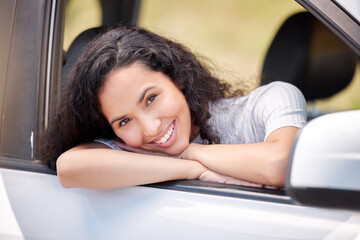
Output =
[
  {"x1": 37, "y1": 25, "x2": 306, "y2": 189},
  {"x1": 98, "y1": 62, "x2": 193, "y2": 156}
]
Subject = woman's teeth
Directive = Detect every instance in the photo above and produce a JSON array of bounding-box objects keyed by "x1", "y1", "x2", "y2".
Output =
[{"x1": 155, "y1": 123, "x2": 174, "y2": 144}]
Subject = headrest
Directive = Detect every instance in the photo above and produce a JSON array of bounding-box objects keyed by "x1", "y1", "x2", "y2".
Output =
[
  {"x1": 261, "y1": 12, "x2": 357, "y2": 101},
  {"x1": 62, "y1": 27, "x2": 105, "y2": 84}
]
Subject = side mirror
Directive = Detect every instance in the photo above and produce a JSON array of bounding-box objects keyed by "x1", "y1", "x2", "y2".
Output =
[{"x1": 286, "y1": 110, "x2": 360, "y2": 210}]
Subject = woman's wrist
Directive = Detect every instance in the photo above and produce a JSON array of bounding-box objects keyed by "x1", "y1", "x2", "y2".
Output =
[
  {"x1": 182, "y1": 143, "x2": 204, "y2": 162},
  {"x1": 181, "y1": 143, "x2": 208, "y2": 180},
  {"x1": 185, "y1": 159, "x2": 207, "y2": 180}
]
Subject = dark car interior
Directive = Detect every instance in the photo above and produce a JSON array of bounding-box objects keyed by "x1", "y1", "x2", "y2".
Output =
[
  {"x1": 62, "y1": 0, "x2": 141, "y2": 84},
  {"x1": 58, "y1": 1, "x2": 357, "y2": 198},
  {"x1": 0, "y1": 0, "x2": 358, "y2": 207},
  {"x1": 63, "y1": 7, "x2": 358, "y2": 121},
  {"x1": 261, "y1": 12, "x2": 357, "y2": 119}
]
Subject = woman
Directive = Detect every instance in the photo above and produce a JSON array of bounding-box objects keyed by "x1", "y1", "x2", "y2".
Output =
[{"x1": 37, "y1": 25, "x2": 306, "y2": 189}]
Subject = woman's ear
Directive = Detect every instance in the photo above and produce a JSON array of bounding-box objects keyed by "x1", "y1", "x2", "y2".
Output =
[
  {"x1": 173, "y1": 80, "x2": 185, "y2": 90},
  {"x1": 177, "y1": 83, "x2": 185, "y2": 93},
  {"x1": 173, "y1": 80, "x2": 185, "y2": 94}
]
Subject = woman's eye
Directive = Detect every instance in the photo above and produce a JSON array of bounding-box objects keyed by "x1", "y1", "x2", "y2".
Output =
[
  {"x1": 119, "y1": 118, "x2": 131, "y2": 127},
  {"x1": 146, "y1": 95, "x2": 157, "y2": 106}
]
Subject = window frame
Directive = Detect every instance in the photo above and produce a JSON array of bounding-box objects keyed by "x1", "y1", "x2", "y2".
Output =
[
  {"x1": 6, "y1": 0, "x2": 357, "y2": 207},
  {"x1": 0, "y1": 0, "x2": 64, "y2": 167},
  {"x1": 296, "y1": 0, "x2": 360, "y2": 56}
]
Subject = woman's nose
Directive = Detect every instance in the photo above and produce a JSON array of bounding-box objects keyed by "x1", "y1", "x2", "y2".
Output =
[{"x1": 140, "y1": 116, "x2": 161, "y2": 138}]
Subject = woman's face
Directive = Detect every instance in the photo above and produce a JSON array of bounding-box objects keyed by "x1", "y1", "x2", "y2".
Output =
[{"x1": 98, "y1": 62, "x2": 192, "y2": 155}]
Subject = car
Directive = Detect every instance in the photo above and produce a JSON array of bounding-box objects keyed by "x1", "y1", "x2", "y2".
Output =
[{"x1": 0, "y1": 0, "x2": 359, "y2": 239}]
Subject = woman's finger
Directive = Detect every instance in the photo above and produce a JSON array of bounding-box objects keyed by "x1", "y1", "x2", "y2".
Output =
[{"x1": 199, "y1": 170, "x2": 264, "y2": 188}]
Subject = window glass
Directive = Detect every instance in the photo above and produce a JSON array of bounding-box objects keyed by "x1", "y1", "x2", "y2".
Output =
[
  {"x1": 139, "y1": 0, "x2": 304, "y2": 90},
  {"x1": 0, "y1": 0, "x2": 15, "y2": 135},
  {"x1": 0, "y1": 0, "x2": 46, "y2": 159},
  {"x1": 138, "y1": 0, "x2": 360, "y2": 111},
  {"x1": 317, "y1": 0, "x2": 360, "y2": 111},
  {"x1": 316, "y1": 65, "x2": 360, "y2": 111},
  {"x1": 63, "y1": 0, "x2": 102, "y2": 51}
]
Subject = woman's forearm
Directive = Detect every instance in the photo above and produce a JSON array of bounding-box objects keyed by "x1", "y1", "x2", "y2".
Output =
[
  {"x1": 186, "y1": 127, "x2": 299, "y2": 186},
  {"x1": 187, "y1": 142, "x2": 286, "y2": 186},
  {"x1": 57, "y1": 148, "x2": 206, "y2": 189}
]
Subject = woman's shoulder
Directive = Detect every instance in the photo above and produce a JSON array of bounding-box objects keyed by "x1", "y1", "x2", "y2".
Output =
[
  {"x1": 248, "y1": 81, "x2": 305, "y2": 105},
  {"x1": 93, "y1": 138, "x2": 124, "y2": 150},
  {"x1": 209, "y1": 94, "x2": 247, "y2": 114},
  {"x1": 208, "y1": 81, "x2": 305, "y2": 117},
  {"x1": 254, "y1": 81, "x2": 302, "y2": 95}
]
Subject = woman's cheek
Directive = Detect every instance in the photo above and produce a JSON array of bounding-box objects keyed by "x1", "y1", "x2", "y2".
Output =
[
  {"x1": 159, "y1": 95, "x2": 184, "y2": 116},
  {"x1": 116, "y1": 128, "x2": 142, "y2": 148}
]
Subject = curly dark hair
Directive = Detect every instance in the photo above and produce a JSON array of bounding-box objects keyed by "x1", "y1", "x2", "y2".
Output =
[{"x1": 37, "y1": 25, "x2": 239, "y2": 170}]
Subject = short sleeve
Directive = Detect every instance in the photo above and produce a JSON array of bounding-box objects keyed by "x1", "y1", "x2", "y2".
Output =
[
  {"x1": 93, "y1": 138, "x2": 125, "y2": 150},
  {"x1": 254, "y1": 82, "x2": 307, "y2": 141}
]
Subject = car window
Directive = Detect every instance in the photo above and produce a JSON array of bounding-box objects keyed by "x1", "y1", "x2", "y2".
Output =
[
  {"x1": 0, "y1": 0, "x2": 15, "y2": 141},
  {"x1": 63, "y1": 0, "x2": 102, "y2": 51},
  {"x1": 1, "y1": 0, "x2": 357, "y2": 195},
  {"x1": 139, "y1": 0, "x2": 304, "y2": 90},
  {"x1": 138, "y1": 0, "x2": 360, "y2": 113},
  {"x1": 0, "y1": 0, "x2": 48, "y2": 160}
]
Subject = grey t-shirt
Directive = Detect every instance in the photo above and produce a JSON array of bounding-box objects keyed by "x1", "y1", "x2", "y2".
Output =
[
  {"x1": 193, "y1": 81, "x2": 307, "y2": 144},
  {"x1": 96, "y1": 81, "x2": 307, "y2": 148}
]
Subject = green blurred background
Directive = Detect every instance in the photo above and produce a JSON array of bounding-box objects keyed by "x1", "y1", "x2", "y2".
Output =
[{"x1": 64, "y1": 0, "x2": 360, "y2": 111}]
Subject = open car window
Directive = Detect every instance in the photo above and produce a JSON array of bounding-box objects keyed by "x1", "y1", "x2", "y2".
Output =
[
  {"x1": 58, "y1": 1, "x2": 359, "y2": 197},
  {"x1": 0, "y1": 0, "x2": 358, "y2": 201}
]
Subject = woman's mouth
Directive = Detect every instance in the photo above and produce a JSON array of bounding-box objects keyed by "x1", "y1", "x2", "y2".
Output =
[{"x1": 152, "y1": 121, "x2": 176, "y2": 146}]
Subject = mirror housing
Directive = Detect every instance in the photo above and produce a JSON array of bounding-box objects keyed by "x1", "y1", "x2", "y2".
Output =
[{"x1": 286, "y1": 110, "x2": 360, "y2": 210}]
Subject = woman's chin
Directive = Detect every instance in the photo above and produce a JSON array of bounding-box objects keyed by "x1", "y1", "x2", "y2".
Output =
[
  {"x1": 146, "y1": 139, "x2": 190, "y2": 156},
  {"x1": 167, "y1": 142, "x2": 189, "y2": 156}
]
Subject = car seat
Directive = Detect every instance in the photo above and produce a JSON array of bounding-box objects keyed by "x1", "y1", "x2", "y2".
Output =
[
  {"x1": 261, "y1": 12, "x2": 357, "y2": 117},
  {"x1": 62, "y1": 27, "x2": 105, "y2": 84}
]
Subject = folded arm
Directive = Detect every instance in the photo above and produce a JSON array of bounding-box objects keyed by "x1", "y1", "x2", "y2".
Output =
[
  {"x1": 183, "y1": 126, "x2": 299, "y2": 187},
  {"x1": 56, "y1": 142, "x2": 207, "y2": 189}
]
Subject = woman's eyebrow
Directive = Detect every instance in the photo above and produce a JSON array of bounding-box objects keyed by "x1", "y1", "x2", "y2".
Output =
[
  {"x1": 137, "y1": 86, "x2": 156, "y2": 104},
  {"x1": 110, "y1": 115, "x2": 126, "y2": 126},
  {"x1": 110, "y1": 86, "x2": 156, "y2": 126}
]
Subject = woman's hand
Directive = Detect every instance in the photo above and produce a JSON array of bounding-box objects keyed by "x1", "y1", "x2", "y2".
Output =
[
  {"x1": 115, "y1": 141, "x2": 264, "y2": 188},
  {"x1": 176, "y1": 142, "x2": 199, "y2": 160},
  {"x1": 177, "y1": 127, "x2": 300, "y2": 187},
  {"x1": 199, "y1": 170, "x2": 264, "y2": 187}
]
